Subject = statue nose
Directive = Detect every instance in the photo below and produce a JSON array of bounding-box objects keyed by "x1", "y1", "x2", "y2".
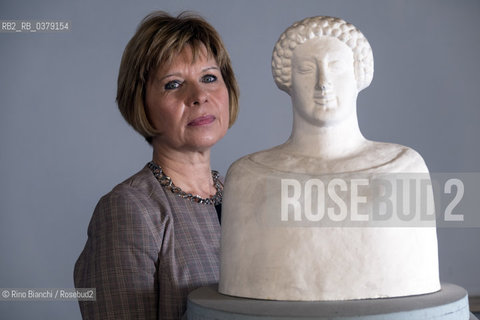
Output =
[
  {"x1": 316, "y1": 79, "x2": 332, "y2": 93},
  {"x1": 315, "y1": 65, "x2": 331, "y2": 91}
]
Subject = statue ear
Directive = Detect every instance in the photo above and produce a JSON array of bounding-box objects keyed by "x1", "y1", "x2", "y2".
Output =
[
  {"x1": 357, "y1": 79, "x2": 372, "y2": 92},
  {"x1": 357, "y1": 83, "x2": 365, "y2": 92},
  {"x1": 354, "y1": 56, "x2": 374, "y2": 92},
  {"x1": 285, "y1": 86, "x2": 292, "y2": 97},
  {"x1": 273, "y1": 78, "x2": 292, "y2": 96}
]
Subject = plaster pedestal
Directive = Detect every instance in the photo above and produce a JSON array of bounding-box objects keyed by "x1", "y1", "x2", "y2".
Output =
[{"x1": 187, "y1": 283, "x2": 476, "y2": 320}]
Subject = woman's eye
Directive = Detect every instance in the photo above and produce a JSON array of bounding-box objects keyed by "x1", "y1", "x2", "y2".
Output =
[
  {"x1": 202, "y1": 74, "x2": 217, "y2": 83},
  {"x1": 164, "y1": 80, "x2": 181, "y2": 90}
]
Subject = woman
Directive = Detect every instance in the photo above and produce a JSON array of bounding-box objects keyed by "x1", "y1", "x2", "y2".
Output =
[{"x1": 74, "y1": 11, "x2": 239, "y2": 319}]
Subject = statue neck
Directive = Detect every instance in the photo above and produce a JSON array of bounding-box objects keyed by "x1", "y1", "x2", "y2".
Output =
[{"x1": 285, "y1": 108, "x2": 367, "y2": 160}]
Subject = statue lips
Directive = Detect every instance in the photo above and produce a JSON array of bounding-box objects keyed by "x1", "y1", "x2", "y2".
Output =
[
  {"x1": 187, "y1": 114, "x2": 216, "y2": 126},
  {"x1": 313, "y1": 95, "x2": 337, "y2": 109}
]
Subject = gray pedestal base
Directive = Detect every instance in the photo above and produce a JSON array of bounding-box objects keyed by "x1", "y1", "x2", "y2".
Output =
[{"x1": 187, "y1": 283, "x2": 476, "y2": 319}]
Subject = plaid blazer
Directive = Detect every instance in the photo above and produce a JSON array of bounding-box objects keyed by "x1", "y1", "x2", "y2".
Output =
[{"x1": 74, "y1": 165, "x2": 221, "y2": 319}]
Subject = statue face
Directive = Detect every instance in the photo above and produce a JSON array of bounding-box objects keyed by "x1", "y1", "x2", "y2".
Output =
[{"x1": 291, "y1": 37, "x2": 357, "y2": 126}]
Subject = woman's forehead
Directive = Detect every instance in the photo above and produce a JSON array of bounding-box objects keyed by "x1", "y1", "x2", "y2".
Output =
[
  {"x1": 152, "y1": 45, "x2": 218, "y2": 78},
  {"x1": 159, "y1": 41, "x2": 214, "y2": 65}
]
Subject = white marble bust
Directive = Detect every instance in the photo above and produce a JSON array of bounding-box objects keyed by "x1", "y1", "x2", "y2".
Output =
[
  {"x1": 219, "y1": 16, "x2": 440, "y2": 301},
  {"x1": 256, "y1": 16, "x2": 424, "y2": 174}
]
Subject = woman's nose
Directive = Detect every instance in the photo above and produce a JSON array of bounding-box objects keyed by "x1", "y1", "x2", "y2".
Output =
[{"x1": 186, "y1": 83, "x2": 208, "y2": 107}]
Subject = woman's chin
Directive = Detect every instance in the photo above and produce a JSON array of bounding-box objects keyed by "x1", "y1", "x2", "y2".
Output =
[
  {"x1": 185, "y1": 136, "x2": 225, "y2": 152},
  {"x1": 192, "y1": 129, "x2": 227, "y2": 148}
]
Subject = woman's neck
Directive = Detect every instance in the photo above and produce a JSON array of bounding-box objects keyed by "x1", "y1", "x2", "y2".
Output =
[
  {"x1": 283, "y1": 110, "x2": 367, "y2": 160},
  {"x1": 151, "y1": 144, "x2": 215, "y2": 198}
]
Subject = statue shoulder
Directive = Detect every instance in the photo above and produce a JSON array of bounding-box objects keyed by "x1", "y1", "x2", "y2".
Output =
[
  {"x1": 223, "y1": 152, "x2": 275, "y2": 205},
  {"x1": 225, "y1": 155, "x2": 250, "y2": 180},
  {"x1": 225, "y1": 152, "x2": 272, "y2": 185},
  {"x1": 367, "y1": 141, "x2": 429, "y2": 173},
  {"x1": 226, "y1": 148, "x2": 284, "y2": 176},
  {"x1": 401, "y1": 146, "x2": 430, "y2": 173}
]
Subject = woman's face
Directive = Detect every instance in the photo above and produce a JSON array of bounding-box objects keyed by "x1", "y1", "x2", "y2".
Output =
[
  {"x1": 290, "y1": 36, "x2": 357, "y2": 127},
  {"x1": 146, "y1": 45, "x2": 230, "y2": 153}
]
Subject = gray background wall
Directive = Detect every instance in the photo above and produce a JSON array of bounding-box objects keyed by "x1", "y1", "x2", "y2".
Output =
[{"x1": 0, "y1": 0, "x2": 479, "y2": 318}]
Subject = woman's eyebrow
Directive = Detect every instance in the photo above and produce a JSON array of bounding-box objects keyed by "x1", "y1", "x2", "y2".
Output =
[
  {"x1": 156, "y1": 66, "x2": 219, "y2": 82},
  {"x1": 202, "y1": 66, "x2": 220, "y2": 72},
  {"x1": 157, "y1": 72, "x2": 181, "y2": 82}
]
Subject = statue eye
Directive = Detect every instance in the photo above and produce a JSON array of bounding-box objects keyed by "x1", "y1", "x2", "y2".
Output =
[
  {"x1": 164, "y1": 80, "x2": 182, "y2": 90},
  {"x1": 329, "y1": 60, "x2": 347, "y2": 73},
  {"x1": 296, "y1": 63, "x2": 315, "y2": 73}
]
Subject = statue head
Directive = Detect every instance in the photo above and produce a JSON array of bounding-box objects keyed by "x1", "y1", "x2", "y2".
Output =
[{"x1": 272, "y1": 16, "x2": 374, "y2": 95}]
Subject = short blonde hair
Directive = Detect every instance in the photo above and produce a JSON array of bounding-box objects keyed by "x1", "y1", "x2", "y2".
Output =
[
  {"x1": 272, "y1": 16, "x2": 374, "y2": 93},
  {"x1": 117, "y1": 11, "x2": 239, "y2": 144}
]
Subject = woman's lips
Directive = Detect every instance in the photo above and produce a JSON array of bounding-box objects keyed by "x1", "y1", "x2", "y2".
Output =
[{"x1": 187, "y1": 115, "x2": 216, "y2": 126}]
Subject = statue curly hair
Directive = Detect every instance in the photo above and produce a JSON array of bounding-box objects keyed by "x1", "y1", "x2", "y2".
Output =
[{"x1": 272, "y1": 16, "x2": 374, "y2": 94}]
